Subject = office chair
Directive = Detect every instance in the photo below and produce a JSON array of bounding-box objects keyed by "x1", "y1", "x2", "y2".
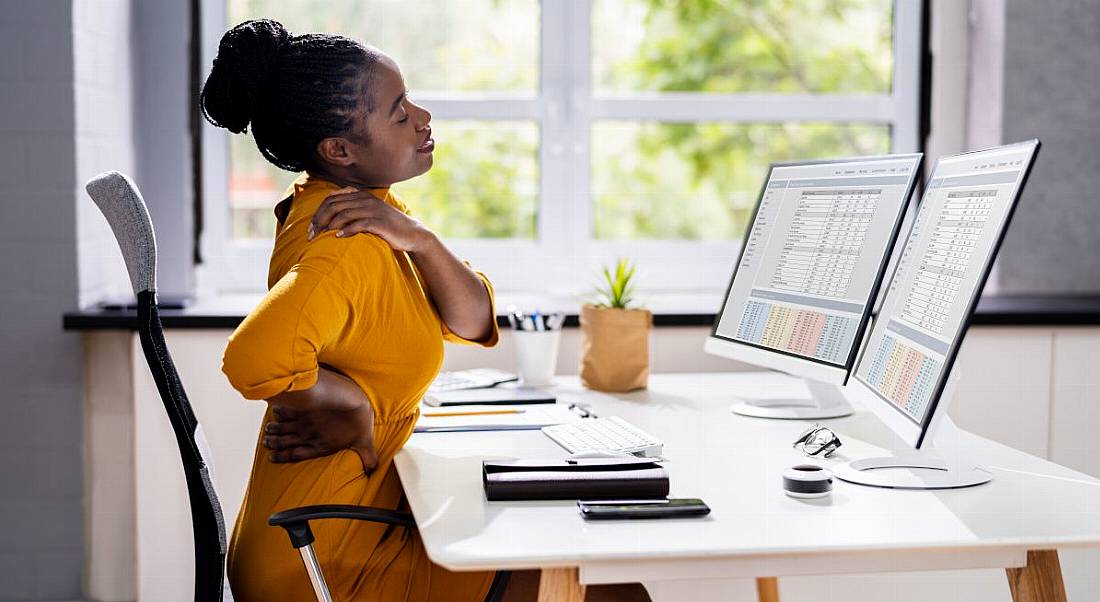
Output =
[{"x1": 85, "y1": 171, "x2": 510, "y2": 602}]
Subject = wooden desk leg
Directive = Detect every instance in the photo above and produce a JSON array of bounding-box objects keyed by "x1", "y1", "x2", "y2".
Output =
[
  {"x1": 756, "y1": 577, "x2": 780, "y2": 602},
  {"x1": 538, "y1": 567, "x2": 586, "y2": 602},
  {"x1": 1006, "y1": 550, "x2": 1067, "y2": 602}
]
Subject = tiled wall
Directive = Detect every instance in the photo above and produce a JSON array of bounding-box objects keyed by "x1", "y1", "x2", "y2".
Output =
[
  {"x1": 998, "y1": 0, "x2": 1100, "y2": 292},
  {"x1": 0, "y1": 1, "x2": 82, "y2": 599},
  {"x1": 0, "y1": 0, "x2": 134, "y2": 598}
]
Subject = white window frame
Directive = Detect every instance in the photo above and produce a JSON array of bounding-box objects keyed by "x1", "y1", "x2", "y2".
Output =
[{"x1": 199, "y1": 0, "x2": 922, "y2": 298}]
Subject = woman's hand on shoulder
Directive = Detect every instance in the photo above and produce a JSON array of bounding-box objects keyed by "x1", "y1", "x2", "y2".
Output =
[{"x1": 309, "y1": 187, "x2": 434, "y2": 253}]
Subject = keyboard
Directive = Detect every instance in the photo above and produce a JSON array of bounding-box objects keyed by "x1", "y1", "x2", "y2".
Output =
[
  {"x1": 542, "y1": 416, "x2": 664, "y2": 458},
  {"x1": 429, "y1": 369, "x2": 518, "y2": 392}
]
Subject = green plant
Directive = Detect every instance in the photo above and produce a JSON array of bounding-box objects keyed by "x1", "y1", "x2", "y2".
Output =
[{"x1": 594, "y1": 259, "x2": 638, "y2": 309}]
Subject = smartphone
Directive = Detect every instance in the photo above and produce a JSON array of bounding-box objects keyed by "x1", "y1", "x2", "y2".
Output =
[{"x1": 577, "y1": 498, "x2": 711, "y2": 520}]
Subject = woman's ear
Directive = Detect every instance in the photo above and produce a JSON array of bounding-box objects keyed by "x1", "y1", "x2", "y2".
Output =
[{"x1": 316, "y1": 137, "x2": 356, "y2": 167}]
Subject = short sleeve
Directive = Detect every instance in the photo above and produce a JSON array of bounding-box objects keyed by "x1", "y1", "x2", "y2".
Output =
[
  {"x1": 441, "y1": 268, "x2": 500, "y2": 348},
  {"x1": 222, "y1": 266, "x2": 351, "y2": 400}
]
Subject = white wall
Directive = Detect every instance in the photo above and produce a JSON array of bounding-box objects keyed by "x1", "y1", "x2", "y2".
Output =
[{"x1": 442, "y1": 325, "x2": 757, "y2": 375}]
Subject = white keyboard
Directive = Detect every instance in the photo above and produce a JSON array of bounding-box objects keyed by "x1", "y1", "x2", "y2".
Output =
[
  {"x1": 542, "y1": 416, "x2": 664, "y2": 458},
  {"x1": 429, "y1": 369, "x2": 518, "y2": 392}
]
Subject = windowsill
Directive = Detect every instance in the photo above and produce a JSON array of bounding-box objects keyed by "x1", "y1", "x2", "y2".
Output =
[{"x1": 62, "y1": 292, "x2": 1100, "y2": 330}]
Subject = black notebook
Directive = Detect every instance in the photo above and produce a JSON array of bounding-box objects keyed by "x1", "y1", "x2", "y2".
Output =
[{"x1": 482, "y1": 457, "x2": 669, "y2": 501}]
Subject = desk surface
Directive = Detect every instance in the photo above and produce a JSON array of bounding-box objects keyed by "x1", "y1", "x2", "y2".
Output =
[{"x1": 394, "y1": 372, "x2": 1100, "y2": 584}]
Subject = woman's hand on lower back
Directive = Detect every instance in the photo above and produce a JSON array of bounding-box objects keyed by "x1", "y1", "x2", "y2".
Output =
[
  {"x1": 309, "y1": 187, "x2": 432, "y2": 252},
  {"x1": 262, "y1": 366, "x2": 380, "y2": 473},
  {"x1": 263, "y1": 401, "x2": 379, "y2": 472}
]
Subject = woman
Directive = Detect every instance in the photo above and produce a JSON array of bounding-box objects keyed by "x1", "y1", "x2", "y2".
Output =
[
  {"x1": 205, "y1": 18, "x2": 503, "y2": 601},
  {"x1": 205, "y1": 19, "x2": 649, "y2": 602}
]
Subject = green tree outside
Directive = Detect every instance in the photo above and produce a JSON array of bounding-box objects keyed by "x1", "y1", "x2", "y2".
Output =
[{"x1": 592, "y1": 0, "x2": 893, "y2": 239}]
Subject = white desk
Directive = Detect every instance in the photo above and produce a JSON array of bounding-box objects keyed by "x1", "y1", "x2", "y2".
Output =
[{"x1": 394, "y1": 373, "x2": 1100, "y2": 601}]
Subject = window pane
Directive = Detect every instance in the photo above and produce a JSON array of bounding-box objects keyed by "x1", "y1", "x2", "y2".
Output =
[
  {"x1": 393, "y1": 120, "x2": 539, "y2": 239},
  {"x1": 591, "y1": 121, "x2": 891, "y2": 240},
  {"x1": 593, "y1": 0, "x2": 894, "y2": 95},
  {"x1": 228, "y1": 0, "x2": 538, "y2": 92},
  {"x1": 229, "y1": 132, "x2": 297, "y2": 240},
  {"x1": 228, "y1": 121, "x2": 539, "y2": 241}
]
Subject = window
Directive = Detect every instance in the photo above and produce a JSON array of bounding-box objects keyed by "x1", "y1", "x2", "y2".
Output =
[{"x1": 201, "y1": 0, "x2": 921, "y2": 297}]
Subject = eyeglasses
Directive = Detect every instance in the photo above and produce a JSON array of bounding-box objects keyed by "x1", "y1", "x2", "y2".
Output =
[{"x1": 793, "y1": 424, "x2": 842, "y2": 458}]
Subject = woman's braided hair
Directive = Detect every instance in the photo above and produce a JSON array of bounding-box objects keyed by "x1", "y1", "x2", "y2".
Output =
[{"x1": 201, "y1": 19, "x2": 380, "y2": 172}]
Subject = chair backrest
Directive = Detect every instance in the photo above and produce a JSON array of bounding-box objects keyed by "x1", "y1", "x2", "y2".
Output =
[{"x1": 85, "y1": 171, "x2": 233, "y2": 602}]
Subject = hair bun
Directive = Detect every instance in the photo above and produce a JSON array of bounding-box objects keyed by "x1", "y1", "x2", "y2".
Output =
[{"x1": 200, "y1": 19, "x2": 291, "y2": 134}]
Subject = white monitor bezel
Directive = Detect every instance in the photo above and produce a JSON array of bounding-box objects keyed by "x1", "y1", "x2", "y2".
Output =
[
  {"x1": 849, "y1": 140, "x2": 1042, "y2": 449},
  {"x1": 706, "y1": 153, "x2": 924, "y2": 385}
]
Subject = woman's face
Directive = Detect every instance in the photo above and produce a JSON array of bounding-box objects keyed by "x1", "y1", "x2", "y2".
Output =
[{"x1": 329, "y1": 54, "x2": 434, "y2": 187}]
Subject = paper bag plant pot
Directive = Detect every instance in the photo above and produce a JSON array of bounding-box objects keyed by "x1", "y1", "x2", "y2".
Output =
[{"x1": 579, "y1": 304, "x2": 652, "y2": 392}]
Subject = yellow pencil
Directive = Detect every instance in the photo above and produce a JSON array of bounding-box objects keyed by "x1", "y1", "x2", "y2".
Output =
[{"x1": 422, "y1": 408, "x2": 526, "y2": 417}]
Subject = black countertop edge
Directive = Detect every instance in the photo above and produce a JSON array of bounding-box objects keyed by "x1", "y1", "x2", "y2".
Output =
[{"x1": 62, "y1": 295, "x2": 1100, "y2": 331}]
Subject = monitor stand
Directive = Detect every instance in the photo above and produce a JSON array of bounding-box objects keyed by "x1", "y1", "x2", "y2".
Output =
[
  {"x1": 730, "y1": 379, "x2": 853, "y2": 420},
  {"x1": 833, "y1": 416, "x2": 992, "y2": 489}
]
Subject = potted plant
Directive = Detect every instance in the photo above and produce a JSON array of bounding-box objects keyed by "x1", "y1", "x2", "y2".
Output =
[{"x1": 579, "y1": 259, "x2": 652, "y2": 392}]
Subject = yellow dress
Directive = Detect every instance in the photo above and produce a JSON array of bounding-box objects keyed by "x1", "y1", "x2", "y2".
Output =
[{"x1": 222, "y1": 174, "x2": 499, "y2": 601}]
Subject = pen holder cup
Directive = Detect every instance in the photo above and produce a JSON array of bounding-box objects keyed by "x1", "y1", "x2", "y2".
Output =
[{"x1": 512, "y1": 329, "x2": 562, "y2": 387}]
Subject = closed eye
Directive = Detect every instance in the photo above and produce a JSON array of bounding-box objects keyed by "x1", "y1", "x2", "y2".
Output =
[{"x1": 396, "y1": 91, "x2": 412, "y2": 124}]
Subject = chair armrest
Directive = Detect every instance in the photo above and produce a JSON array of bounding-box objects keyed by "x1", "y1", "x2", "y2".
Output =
[{"x1": 269, "y1": 504, "x2": 415, "y2": 549}]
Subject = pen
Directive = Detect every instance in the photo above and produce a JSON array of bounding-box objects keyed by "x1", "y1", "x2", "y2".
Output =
[{"x1": 422, "y1": 409, "x2": 527, "y2": 417}]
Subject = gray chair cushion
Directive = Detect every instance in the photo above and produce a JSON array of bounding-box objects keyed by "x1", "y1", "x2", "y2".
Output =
[{"x1": 85, "y1": 171, "x2": 158, "y2": 296}]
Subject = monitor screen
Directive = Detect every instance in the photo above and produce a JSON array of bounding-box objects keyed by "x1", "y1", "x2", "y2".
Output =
[
  {"x1": 712, "y1": 155, "x2": 922, "y2": 370},
  {"x1": 854, "y1": 141, "x2": 1040, "y2": 427}
]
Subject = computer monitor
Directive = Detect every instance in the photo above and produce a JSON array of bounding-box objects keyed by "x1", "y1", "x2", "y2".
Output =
[
  {"x1": 837, "y1": 140, "x2": 1041, "y2": 489},
  {"x1": 706, "y1": 154, "x2": 924, "y2": 419}
]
